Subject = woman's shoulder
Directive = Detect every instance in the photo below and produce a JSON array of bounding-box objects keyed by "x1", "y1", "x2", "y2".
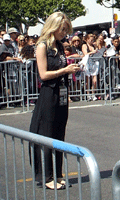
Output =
[
  {"x1": 37, "y1": 41, "x2": 46, "y2": 48},
  {"x1": 36, "y1": 42, "x2": 47, "y2": 53},
  {"x1": 82, "y1": 43, "x2": 87, "y2": 49}
]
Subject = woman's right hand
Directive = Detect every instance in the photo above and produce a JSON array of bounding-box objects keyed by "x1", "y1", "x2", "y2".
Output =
[{"x1": 66, "y1": 63, "x2": 80, "y2": 74}]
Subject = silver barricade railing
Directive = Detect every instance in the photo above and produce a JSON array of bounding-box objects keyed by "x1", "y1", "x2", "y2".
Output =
[
  {"x1": 1, "y1": 56, "x2": 120, "y2": 110},
  {"x1": 0, "y1": 124, "x2": 101, "y2": 200},
  {"x1": 23, "y1": 57, "x2": 106, "y2": 109},
  {"x1": 0, "y1": 60, "x2": 23, "y2": 109},
  {"x1": 112, "y1": 160, "x2": 120, "y2": 200},
  {"x1": 108, "y1": 56, "x2": 120, "y2": 103}
]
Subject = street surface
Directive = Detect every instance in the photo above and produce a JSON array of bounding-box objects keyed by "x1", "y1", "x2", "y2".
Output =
[{"x1": 0, "y1": 99, "x2": 120, "y2": 199}]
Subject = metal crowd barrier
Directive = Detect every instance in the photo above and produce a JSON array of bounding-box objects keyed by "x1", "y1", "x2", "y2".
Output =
[
  {"x1": 0, "y1": 60, "x2": 23, "y2": 109},
  {"x1": 0, "y1": 124, "x2": 101, "y2": 200},
  {"x1": 108, "y1": 56, "x2": 120, "y2": 103},
  {"x1": 1, "y1": 56, "x2": 120, "y2": 111}
]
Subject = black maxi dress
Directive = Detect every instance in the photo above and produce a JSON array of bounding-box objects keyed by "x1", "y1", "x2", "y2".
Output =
[{"x1": 29, "y1": 40, "x2": 69, "y2": 183}]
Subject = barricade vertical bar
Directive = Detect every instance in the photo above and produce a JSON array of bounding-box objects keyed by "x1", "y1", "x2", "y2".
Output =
[
  {"x1": 31, "y1": 143, "x2": 36, "y2": 200},
  {"x1": 112, "y1": 160, "x2": 120, "y2": 200},
  {"x1": 103, "y1": 59, "x2": 106, "y2": 105},
  {"x1": 109, "y1": 58, "x2": 112, "y2": 103},
  {"x1": 41, "y1": 146, "x2": 46, "y2": 200},
  {"x1": 64, "y1": 152, "x2": 69, "y2": 200},
  {"x1": 52, "y1": 149, "x2": 58, "y2": 200},
  {"x1": 82, "y1": 148, "x2": 101, "y2": 200},
  {"x1": 4, "y1": 63, "x2": 9, "y2": 108},
  {"x1": 12, "y1": 136, "x2": 18, "y2": 200},
  {"x1": 3, "y1": 133, "x2": 9, "y2": 200},
  {"x1": 26, "y1": 62, "x2": 29, "y2": 111},
  {"x1": 20, "y1": 64, "x2": 24, "y2": 112},
  {"x1": 21, "y1": 139, "x2": 27, "y2": 200},
  {"x1": 77, "y1": 156, "x2": 82, "y2": 200}
]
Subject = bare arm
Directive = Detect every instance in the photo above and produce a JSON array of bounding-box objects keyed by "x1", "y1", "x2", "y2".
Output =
[{"x1": 36, "y1": 43, "x2": 80, "y2": 81}]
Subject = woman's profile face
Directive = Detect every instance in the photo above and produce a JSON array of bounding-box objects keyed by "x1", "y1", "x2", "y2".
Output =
[
  {"x1": 54, "y1": 22, "x2": 68, "y2": 41},
  {"x1": 98, "y1": 35, "x2": 104, "y2": 44},
  {"x1": 87, "y1": 36, "x2": 94, "y2": 45}
]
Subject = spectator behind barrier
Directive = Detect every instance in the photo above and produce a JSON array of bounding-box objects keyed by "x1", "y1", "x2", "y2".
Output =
[
  {"x1": 63, "y1": 42, "x2": 76, "y2": 102},
  {"x1": 8, "y1": 27, "x2": 19, "y2": 57},
  {"x1": 0, "y1": 30, "x2": 6, "y2": 44},
  {"x1": 17, "y1": 35, "x2": 26, "y2": 55},
  {"x1": 20, "y1": 44, "x2": 36, "y2": 105},
  {"x1": 71, "y1": 36, "x2": 83, "y2": 58},
  {"x1": 27, "y1": 36, "x2": 36, "y2": 46},
  {"x1": 20, "y1": 45, "x2": 35, "y2": 62},
  {"x1": 111, "y1": 34, "x2": 120, "y2": 55},
  {"x1": 82, "y1": 33, "x2": 98, "y2": 101},
  {"x1": 0, "y1": 34, "x2": 22, "y2": 62}
]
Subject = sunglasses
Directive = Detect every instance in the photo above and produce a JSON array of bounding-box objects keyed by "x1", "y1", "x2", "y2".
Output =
[{"x1": 20, "y1": 40, "x2": 25, "y2": 42}]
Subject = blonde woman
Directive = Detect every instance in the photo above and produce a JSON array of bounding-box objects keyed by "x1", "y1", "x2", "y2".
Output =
[
  {"x1": 17, "y1": 35, "x2": 26, "y2": 54},
  {"x1": 29, "y1": 12, "x2": 80, "y2": 190}
]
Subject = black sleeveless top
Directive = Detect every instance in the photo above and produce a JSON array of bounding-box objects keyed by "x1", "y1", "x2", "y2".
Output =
[{"x1": 41, "y1": 40, "x2": 68, "y2": 88}]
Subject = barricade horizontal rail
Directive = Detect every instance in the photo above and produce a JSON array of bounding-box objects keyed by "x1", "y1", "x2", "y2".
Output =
[{"x1": 0, "y1": 124, "x2": 101, "y2": 200}]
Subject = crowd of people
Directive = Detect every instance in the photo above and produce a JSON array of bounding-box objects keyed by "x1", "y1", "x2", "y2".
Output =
[
  {"x1": 0, "y1": 25, "x2": 120, "y2": 103},
  {"x1": 62, "y1": 30, "x2": 120, "y2": 101},
  {"x1": 0, "y1": 27, "x2": 38, "y2": 62}
]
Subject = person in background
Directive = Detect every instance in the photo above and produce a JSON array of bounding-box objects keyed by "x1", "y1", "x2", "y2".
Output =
[
  {"x1": 29, "y1": 11, "x2": 80, "y2": 190},
  {"x1": 96, "y1": 33, "x2": 105, "y2": 50},
  {"x1": 82, "y1": 33, "x2": 98, "y2": 101},
  {"x1": 111, "y1": 34, "x2": 120, "y2": 55},
  {"x1": 93, "y1": 30, "x2": 99, "y2": 47},
  {"x1": 63, "y1": 41, "x2": 80, "y2": 102},
  {"x1": 95, "y1": 33, "x2": 106, "y2": 100},
  {"x1": 27, "y1": 36, "x2": 36, "y2": 46},
  {"x1": 63, "y1": 42, "x2": 74, "y2": 102},
  {"x1": 0, "y1": 30, "x2": 6, "y2": 39},
  {"x1": 20, "y1": 44, "x2": 36, "y2": 106},
  {"x1": 24, "y1": 34, "x2": 30, "y2": 44},
  {"x1": 33, "y1": 34, "x2": 39, "y2": 43},
  {"x1": 0, "y1": 34, "x2": 21, "y2": 62},
  {"x1": 71, "y1": 35, "x2": 83, "y2": 58},
  {"x1": 8, "y1": 27, "x2": 19, "y2": 57},
  {"x1": 20, "y1": 45, "x2": 35, "y2": 61},
  {"x1": 17, "y1": 35, "x2": 26, "y2": 54},
  {"x1": 0, "y1": 30, "x2": 6, "y2": 45}
]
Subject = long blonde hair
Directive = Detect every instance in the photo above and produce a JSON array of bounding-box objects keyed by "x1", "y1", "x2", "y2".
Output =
[{"x1": 36, "y1": 12, "x2": 72, "y2": 49}]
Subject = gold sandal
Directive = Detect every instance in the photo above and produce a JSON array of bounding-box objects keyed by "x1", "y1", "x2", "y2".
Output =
[{"x1": 45, "y1": 180, "x2": 65, "y2": 190}]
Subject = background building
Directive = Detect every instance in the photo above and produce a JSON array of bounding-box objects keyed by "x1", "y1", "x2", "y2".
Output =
[{"x1": 72, "y1": 0, "x2": 120, "y2": 35}]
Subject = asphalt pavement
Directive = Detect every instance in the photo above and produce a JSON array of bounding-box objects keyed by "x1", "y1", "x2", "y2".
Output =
[{"x1": 1, "y1": 98, "x2": 120, "y2": 199}]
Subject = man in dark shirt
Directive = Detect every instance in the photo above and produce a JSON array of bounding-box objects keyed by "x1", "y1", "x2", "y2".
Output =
[{"x1": 0, "y1": 34, "x2": 13, "y2": 61}]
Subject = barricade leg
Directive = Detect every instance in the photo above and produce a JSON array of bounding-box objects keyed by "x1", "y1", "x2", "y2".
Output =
[{"x1": 112, "y1": 160, "x2": 120, "y2": 200}]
